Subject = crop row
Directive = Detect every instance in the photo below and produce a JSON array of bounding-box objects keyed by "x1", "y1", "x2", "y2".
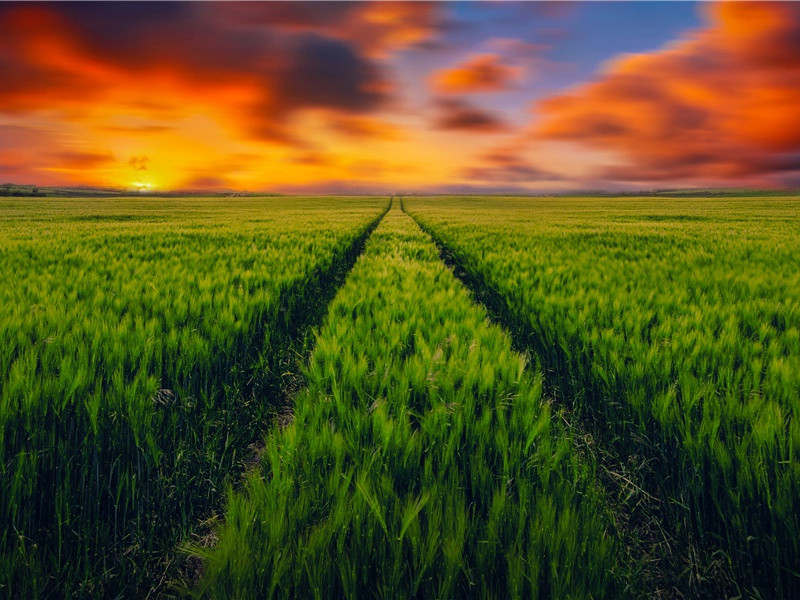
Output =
[
  {"x1": 0, "y1": 197, "x2": 388, "y2": 598},
  {"x1": 195, "y1": 206, "x2": 626, "y2": 599},
  {"x1": 404, "y1": 196, "x2": 800, "y2": 597}
]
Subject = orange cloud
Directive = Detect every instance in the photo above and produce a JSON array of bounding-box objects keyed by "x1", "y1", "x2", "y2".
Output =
[
  {"x1": 356, "y1": 2, "x2": 442, "y2": 57},
  {"x1": 432, "y1": 54, "x2": 524, "y2": 93},
  {"x1": 533, "y1": 1, "x2": 800, "y2": 185}
]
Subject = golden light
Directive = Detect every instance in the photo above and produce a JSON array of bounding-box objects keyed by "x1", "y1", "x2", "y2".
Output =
[{"x1": 130, "y1": 181, "x2": 154, "y2": 193}]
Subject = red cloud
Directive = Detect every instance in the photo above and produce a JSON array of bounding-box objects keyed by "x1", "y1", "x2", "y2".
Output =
[
  {"x1": 533, "y1": 1, "x2": 800, "y2": 185},
  {"x1": 432, "y1": 54, "x2": 523, "y2": 93}
]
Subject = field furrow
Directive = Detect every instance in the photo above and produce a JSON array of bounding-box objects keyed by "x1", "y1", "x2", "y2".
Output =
[
  {"x1": 195, "y1": 205, "x2": 626, "y2": 599},
  {"x1": 404, "y1": 196, "x2": 800, "y2": 598},
  {"x1": 0, "y1": 197, "x2": 388, "y2": 598}
]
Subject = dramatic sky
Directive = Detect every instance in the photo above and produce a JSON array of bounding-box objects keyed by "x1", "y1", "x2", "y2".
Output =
[{"x1": 1, "y1": 1, "x2": 799, "y2": 193}]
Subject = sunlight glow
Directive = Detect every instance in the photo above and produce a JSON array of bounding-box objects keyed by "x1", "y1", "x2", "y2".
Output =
[{"x1": 130, "y1": 181, "x2": 154, "y2": 193}]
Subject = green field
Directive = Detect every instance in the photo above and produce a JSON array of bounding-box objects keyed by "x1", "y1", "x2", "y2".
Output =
[
  {"x1": 404, "y1": 196, "x2": 800, "y2": 598},
  {"x1": 0, "y1": 197, "x2": 388, "y2": 597},
  {"x1": 1, "y1": 196, "x2": 798, "y2": 598}
]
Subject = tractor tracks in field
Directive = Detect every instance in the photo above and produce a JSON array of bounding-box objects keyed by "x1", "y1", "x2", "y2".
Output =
[
  {"x1": 193, "y1": 202, "x2": 630, "y2": 597},
  {"x1": 152, "y1": 201, "x2": 392, "y2": 599},
  {"x1": 178, "y1": 198, "x2": 649, "y2": 598},
  {"x1": 241, "y1": 199, "x2": 393, "y2": 466},
  {"x1": 399, "y1": 198, "x2": 690, "y2": 600},
  {"x1": 173, "y1": 197, "x2": 683, "y2": 598},
  {"x1": 262, "y1": 199, "x2": 392, "y2": 431}
]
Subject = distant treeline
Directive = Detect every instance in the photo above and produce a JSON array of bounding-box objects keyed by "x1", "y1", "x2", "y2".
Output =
[
  {"x1": 592, "y1": 188, "x2": 800, "y2": 198},
  {"x1": 0, "y1": 184, "x2": 290, "y2": 198},
  {"x1": 0, "y1": 186, "x2": 45, "y2": 197}
]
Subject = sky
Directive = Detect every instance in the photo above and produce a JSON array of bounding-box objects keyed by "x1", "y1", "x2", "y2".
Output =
[{"x1": 1, "y1": 1, "x2": 799, "y2": 194}]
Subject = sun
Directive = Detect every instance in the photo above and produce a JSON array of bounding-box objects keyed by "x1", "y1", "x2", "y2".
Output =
[{"x1": 130, "y1": 181, "x2": 154, "y2": 193}]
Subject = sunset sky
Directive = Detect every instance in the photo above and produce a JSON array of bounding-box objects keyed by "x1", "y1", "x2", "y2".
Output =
[{"x1": 1, "y1": 1, "x2": 799, "y2": 193}]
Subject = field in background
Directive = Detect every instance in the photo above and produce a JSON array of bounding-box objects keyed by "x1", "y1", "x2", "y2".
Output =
[{"x1": 1, "y1": 195, "x2": 797, "y2": 598}]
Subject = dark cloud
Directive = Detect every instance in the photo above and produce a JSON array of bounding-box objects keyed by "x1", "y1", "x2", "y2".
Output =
[
  {"x1": 276, "y1": 36, "x2": 383, "y2": 111},
  {"x1": 463, "y1": 150, "x2": 558, "y2": 183},
  {"x1": 522, "y1": 1, "x2": 577, "y2": 20},
  {"x1": 218, "y1": 3, "x2": 361, "y2": 31},
  {"x1": 48, "y1": 1, "x2": 192, "y2": 51},
  {"x1": 434, "y1": 99, "x2": 507, "y2": 132}
]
